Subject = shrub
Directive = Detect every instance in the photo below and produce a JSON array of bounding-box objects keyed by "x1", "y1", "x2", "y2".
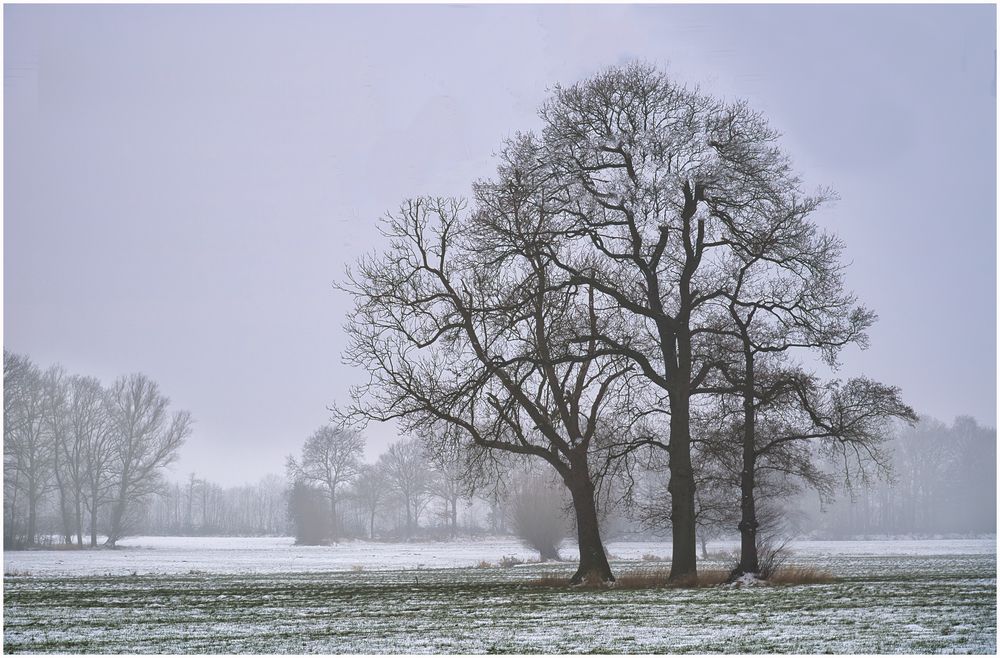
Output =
[
  {"x1": 508, "y1": 474, "x2": 568, "y2": 562},
  {"x1": 757, "y1": 537, "x2": 792, "y2": 580},
  {"x1": 499, "y1": 555, "x2": 525, "y2": 568}
]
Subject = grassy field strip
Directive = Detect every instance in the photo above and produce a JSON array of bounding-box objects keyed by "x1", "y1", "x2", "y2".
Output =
[{"x1": 4, "y1": 553, "x2": 996, "y2": 653}]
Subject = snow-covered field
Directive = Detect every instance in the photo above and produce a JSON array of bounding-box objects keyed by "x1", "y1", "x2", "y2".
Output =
[
  {"x1": 4, "y1": 537, "x2": 996, "y2": 653},
  {"x1": 5, "y1": 535, "x2": 993, "y2": 576}
]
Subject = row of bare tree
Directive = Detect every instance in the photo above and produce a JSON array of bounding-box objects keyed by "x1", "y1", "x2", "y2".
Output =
[
  {"x1": 286, "y1": 432, "x2": 469, "y2": 543},
  {"x1": 3, "y1": 351, "x2": 190, "y2": 548},
  {"x1": 136, "y1": 474, "x2": 289, "y2": 536},
  {"x1": 797, "y1": 416, "x2": 996, "y2": 538},
  {"x1": 336, "y1": 63, "x2": 916, "y2": 583}
]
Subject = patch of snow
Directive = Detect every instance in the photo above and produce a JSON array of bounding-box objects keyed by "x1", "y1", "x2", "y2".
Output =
[{"x1": 728, "y1": 572, "x2": 763, "y2": 587}]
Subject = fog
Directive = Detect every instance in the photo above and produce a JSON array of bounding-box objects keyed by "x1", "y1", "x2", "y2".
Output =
[
  {"x1": 5, "y1": 4, "x2": 995, "y2": 490},
  {"x1": 4, "y1": 6, "x2": 996, "y2": 485}
]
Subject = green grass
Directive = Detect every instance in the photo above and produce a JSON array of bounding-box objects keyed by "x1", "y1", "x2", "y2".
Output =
[{"x1": 4, "y1": 553, "x2": 996, "y2": 653}]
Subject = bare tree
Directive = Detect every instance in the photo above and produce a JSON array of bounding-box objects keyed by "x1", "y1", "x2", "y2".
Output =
[
  {"x1": 286, "y1": 426, "x2": 364, "y2": 542},
  {"x1": 350, "y1": 463, "x2": 388, "y2": 540},
  {"x1": 339, "y1": 194, "x2": 642, "y2": 583},
  {"x1": 73, "y1": 377, "x2": 116, "y2": 547},
  {"x1": 425, "y1": 432, "x2": 470, "y2": 539},
  {"x1": 522, "y1": 63, "x2": 819, "y2": 580},
  {"x1": 4, "y1": 351, "x2": 53, "y2": 546},
  {"x1": 41, "y1": 366, "x2": 77, "y2": 544},
  {"x1": 54, "y1": 375, "x2": 113, "y2": 546},
  {"x1": 379, "y1": 439, "x2": 433, "y2": 539},
  {"x1": 686, "y1": 189, "x2": 918, "y2": 577},
  {"x1": 105, "y1": 373, "x2": 191, "y2": 546}
]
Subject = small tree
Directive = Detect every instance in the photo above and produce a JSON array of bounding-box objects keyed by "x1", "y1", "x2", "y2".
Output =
[
  {"x1": 288, "y1": 482, "x2": 331, "y2": 545},
  {"x1": 380, "y1": 439, "x2": 433, "y2": 539},
  {"x1": 508, "y1": 471, "x2": 569, "y2": 561},
  {"x1": 426, "y1": 436, "x2": 469, "y2": 539},
  {"x1": 350, "y1": 463, "x2": 388, "y2": 540},
  {"x1": 286, "y1": 426, "x2": 364, "y2": 543}
]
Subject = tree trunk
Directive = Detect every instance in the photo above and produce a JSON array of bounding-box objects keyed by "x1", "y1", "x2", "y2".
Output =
[
  {"x1": 369, "y1": 508, "x2": 376, "y2": 540},
  {"x1": 450, "y1": 495, "x2": 458, "y2": 539},
  {"x1": 667, "y1": 394, "x2": 698, "y2": 582},
  {"x1": 27, "y1": 497, "x2": 37, "y2": 547},
  {"x1": 329, "y1": 492, "x2": 338, "y2": 543},
  {"x1": 736, "y1": 452, "x2": 759, "y2": 576},
  {"x1": 75, "y1": 498, "x2": 84, "y2": 547},
  {"x1": 566, "y1": 475, "x2": 614, "y2": 585},
  {"x1": 735, "y1": 339, "x2": 759, "y2": 577},
  {"x1": 54, "y1": 453, "x2": 74, "y2": 545},
  {"x1": 105, "y1": 497, "x2": 126, "y2": 547},
  {"x1": 60, "y1": 489, "x2": 74, "y2": 546},
  {"x1": 404, "y1": 498, "x2": 413, "y2": 539},
  {"x1": 89, "y1": 485, "x2": 99, "y2": 547}
]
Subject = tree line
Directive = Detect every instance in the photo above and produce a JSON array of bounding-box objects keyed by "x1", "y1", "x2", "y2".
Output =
[
  {"x1": 797, "y1": 416, "x2": 996, "y2": 538},
  {"x1": 336, "y1": 63, "x2": 917, "y2": 584},
  {"x1": 7, "y1": 354, "x2": 988, "y2": 548},
  {"x1": 286, "y1": 431, "x2": 484, "y2": 544},
  {"x1": 136, "y1": 474, "x2": 289, "y2": 537},
  {"x1": 3, "y1": 351, "x2": 190, "y2": 548}
]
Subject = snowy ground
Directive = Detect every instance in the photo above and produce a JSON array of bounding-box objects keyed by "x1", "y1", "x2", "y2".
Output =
[
  {"x1": 4, "y1": 537, "x2": 996, "y2": 653},
  {"x1": 5, "y1": 535, "x2": 994, "y2": 576}
]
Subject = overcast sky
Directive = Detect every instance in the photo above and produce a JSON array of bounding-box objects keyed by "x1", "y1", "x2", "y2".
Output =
[{"x1": 5, "y1": 4, "x2": 996, "y2": 486}]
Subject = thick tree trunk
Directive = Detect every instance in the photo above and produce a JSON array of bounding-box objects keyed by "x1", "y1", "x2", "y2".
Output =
[
  {"x1": 566, "y1": 475, "x2": 614, "y2": 585},
  {"x1": 736, "y1": 452, "x2": 759, "y2": 576},
  {"x1": 105, "y1": 497, "x2": 126, "y2": 547},
  {"x1": 735, "y1": 340, "x2": 759, "y2": 577},
  {"x1": 667, "y1": 395, "x2": 698, "y2": 582},
  {"x1": 369, "y1": 509, "x2": 376, "y2": 540}
]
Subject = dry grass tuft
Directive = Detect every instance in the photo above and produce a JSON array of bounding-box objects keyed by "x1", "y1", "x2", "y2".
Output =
[
  {"x1": 526, "y1": 574, "x2": 568, "y2": 587},
  {"x1": 640, "y1": 553, "x2": 666, "y2": 562},
  {"x1": 475, "y1": 560, "x2": 493, "y2": 569},
  {"x1": 767, "y1": 566, "x2": 835, "y2": 585},
  {"x1": 661, "y1": 569, "x2": 730, "y2": 588},
  {"x1": 350, "y1": 564, "x2": 365, "y2": 572},
  {"x1": 613, "y1": 569, "x2": 671, "y2": 588},
  {"x1": 499, "y1": 555, "x2": 525, "y2": 568}
]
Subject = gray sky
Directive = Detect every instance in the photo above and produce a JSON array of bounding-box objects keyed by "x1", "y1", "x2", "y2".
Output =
[{"x1": 5, "y1": 4, "x2": 996, "y2": 487}]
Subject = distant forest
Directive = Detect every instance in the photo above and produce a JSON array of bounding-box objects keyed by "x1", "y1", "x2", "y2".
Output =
[
  {"x1": 4, "y1": 348, "x2": 994, "y2": 548},
  {"x1": 139, "y1": 415, "x2": 998, "y2": 543}
]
